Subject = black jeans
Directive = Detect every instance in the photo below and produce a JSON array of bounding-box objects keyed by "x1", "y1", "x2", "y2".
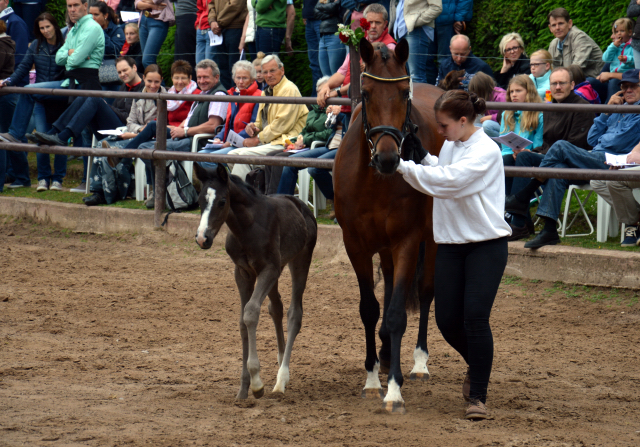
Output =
[
  {"x1": 434, "y1": 236, "x2": 508, "y2": 404},
  {"x1": 174, "y1": 13, "x2": 197, "y2": 71}
]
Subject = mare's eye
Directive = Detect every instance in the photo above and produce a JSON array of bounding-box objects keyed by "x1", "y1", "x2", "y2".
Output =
[{"x1": 218, "y1": 198, "x2": 227, "y2": 207}]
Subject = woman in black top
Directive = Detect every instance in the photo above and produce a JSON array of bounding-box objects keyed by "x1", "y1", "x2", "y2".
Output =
[{"x1": 494, "y1": 32, "x2": 531, "y2": 89}]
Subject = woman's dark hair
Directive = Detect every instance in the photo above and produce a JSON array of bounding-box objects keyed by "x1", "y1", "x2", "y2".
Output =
[
  {"x1": 91, "y1": 1, "x2": 118, "y2": 24},
  {"x1": 144, "y1": 64, "x2": 162, "y2": 78},
  {"x1": 434, "y1": 90, "x2": 486, "y2": 122},
  {"x1": 33, "y1": 12, "x2": 63, "y2": 51},
  {"x1": 0, "y1": 20, "x2": 6, "y2": 35},
  {"x1": 567, "y1": 64, "x2": 585, "y2": 85},
  {"x1": 171, "y1": 60, "x2": 193, "y2": 78}
]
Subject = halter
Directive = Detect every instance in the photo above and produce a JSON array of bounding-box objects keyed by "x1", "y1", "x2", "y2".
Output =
[{"x1": 360, "y1": 71, "x2": 417, "y2": 161}]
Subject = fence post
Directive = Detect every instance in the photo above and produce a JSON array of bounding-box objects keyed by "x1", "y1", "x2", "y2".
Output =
[
  {"x1": 349, "y1": 44, "x2": 361, "y2": 109},
  {"x1": 153, "y1": 98, "x2": 167, "y2": 227}
]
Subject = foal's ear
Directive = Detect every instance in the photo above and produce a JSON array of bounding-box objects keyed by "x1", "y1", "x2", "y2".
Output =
[
  {"x1": 395, "y1": 38, "x2": 409, "y2": 67},
  {"x1": 216, "y1": 163, "x2": 229, "y2": 183},
  {"x1": 360, "y1": 38, "x2": 375, "y2": 67},
  {"x1": 194, "y1": 162, "x2": 211, "y2": 182}
]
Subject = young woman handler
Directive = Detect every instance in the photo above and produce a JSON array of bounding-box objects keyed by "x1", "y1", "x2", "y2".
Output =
[{"x1": 396, "y1": 90, "x2": 511, "y2": 420}]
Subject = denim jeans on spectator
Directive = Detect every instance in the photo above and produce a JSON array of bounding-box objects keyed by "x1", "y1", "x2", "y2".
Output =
[
  {"x1": 536, "y1": 141, "x2": 607, "y2": 221},
  {"x1": 305, "y1": 19, "x2": 321, "y2": 96},
  {"x1": 8, "y1": 80, "x2": 65, "y2": 142},
  {"x1": 123, "y1": 121, "x2": 171, "y2": 184},
  {"x1": 139, "y1": 138, "x2": 193, "y2": 186},
  {"x1": 635, "y1": 48, "x2": 640, "y2": 69},
  {"x1": 404, "y1": 28, "x2": 431, "y2": 84},
  {"x1": 426, "y1": 24, "x2": 454, "y2": 85},
  {"x1": 34, "y1": 102, "x2": 67, "y2": 184},
  {"x1": 196, "y1": 28, "x2": 213, "y2": 64},
  {"x1": 277, "y1": 146, "x2": 335, "y2": 195},
  {"x1": 318, "y1": 33, "x2": 346, "y2": 78},
  {"x1": 2, "y1": 92, "x2": 30, "y2": 186},
  {"x1": 53, "y1": 97, "x2": 124, "y2": 140},
  {"x1": 482, "y1": 120, "x2": 500, "y2": 137},
  {"x1": 256, "y1": 27, "x2": 286, "y2": 56},
  {"x1": 211, "y1": 27, "x2": 244, "y2": 89},
  {"x1": 13, "y1": 2, "x2": 45, "y2": 41},
  {"x1": 308, "y1": 150, "x2": 337, "y2": 200},
  {"x1": 139, "y1": 15, "x2": 169, "y2": 68},
  {"x1": 197, "y1": 146, "x2": 236, "y2": 170},
  {"x1": 175, "y1": 13, "x2": 198, "y2": 69},
  {"x1": 101, "y1": 82, "x2": 121, "y2": 105},
  {"x1": 245, "y1": 41, "x2": 257, "y2": 61},
  {"x1": 0, "y1": 92, "x2": 17, "y2": 134}
]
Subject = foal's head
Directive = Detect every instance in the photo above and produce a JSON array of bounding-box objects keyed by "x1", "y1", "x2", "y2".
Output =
[
  {"x1": 194, "y1": 163, "x2": 231, "y2": 249},
  {"x1": 360, "y1": 38, "x2": 411, "y2": 175}
]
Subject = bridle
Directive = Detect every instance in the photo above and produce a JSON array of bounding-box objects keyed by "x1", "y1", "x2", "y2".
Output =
[{"x1": 360, "y1": 71, "x2": 418, "y2": 161}]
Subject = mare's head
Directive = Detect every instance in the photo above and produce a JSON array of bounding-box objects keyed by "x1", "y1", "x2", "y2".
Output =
[
  {"x1": 360, "y1": 37, "x2": 411, "y2": 175},
  {"x1": 194, "y1": 163, "x2": 231, "y2": 249}
]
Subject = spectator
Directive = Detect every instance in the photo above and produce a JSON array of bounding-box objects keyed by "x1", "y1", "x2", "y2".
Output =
[
  {"x1": 195, "y1": 0, "x2": 211, "y2": 64},
  {"x1": 116, "y1": 0, "x2": 136, "y2": 23},
  {"x1": 597, "y1": 18, "x2": 635, "y2": 102},
  {"x1": 626, "y1": 0, "x2": 640, "y2": 69},
  {"x1": 301, "y1": 0, "x2": 321, "y2": 95},
  {"x1": 0, "y1": 0, "x2": 105, "y2": 190},
  {"x1": 547, "y1": 8, "x2": 603, "y2": 79},
  {"x1": 90, "y1": 1, "x2": 126, "y2": 93},
  {"x1": 209, "y1": 0, "x2": 247, "y2": 89},
  {"x1": 239, "y1": 0, "x2": 258, "y2": 60},
  {"x1": 506, "y1": 69, "x2": 640, "y2": 249},
  {"x1": 120, "y1": 22, "x2": 143, "y2": 72},
  {"x1": 0, "y1": 18, "x2": 13, "y2": 191},
  {"x1": 4, "y1": 13, "x2": 66, "y2": 192},
  {"x1": 83, "y1": 64, "x2": 166, "y2": 206},
  {"x1": 12, "y1": 0, "x2": 46, "y2": 41},
  {"x1": 253, "y1": 51, "x2": 267, "y2": 89},
  {"x1": 528, "y1": 49, "x2": 552, "y2": 100},
  {"x1": 435, "y1": 34, "x2": 494, "y2": 88},
  {"x1": 425, "y1": 0, "x2": 472, "y2": 85},
  {"x1": 391, "y1": 0, "x2": 442, "y2": 84},
  {"x1": 0, "y1": 0, "x2": 29, "y2": 87},
  {"x1": 591, "y1": 142, "x2": 640, "y2": 247},
  {"x1": 253, "y1": 0, "x2": 287, "y2": 55},
  {"x1": 569, "y1": 64, "x2": 600, "y2": 104},
  {"x1": 505, "y1": 67, "x2": 595, "y2": 241},
  {"x1": 468, "y1": 71, "x2": 505, "y2": 137},
  {"x1": 314, "y1": 0, "x2": 347, "y2": 77},
  {"x1": 135, "y1": 0, "x2": 174, "y2": 68},
  {"x1": 226, "y1": 54, "x2": 308, "y2": 180},
  {"x1": 494, "y1": 32, "x2": 530, "y2": 89},
  {"x1": 285, "y1": 0, "x2": 296, "y2": 56},
  {"x1": 173, "y1": 0, "x2": 197, "y2": 70}
]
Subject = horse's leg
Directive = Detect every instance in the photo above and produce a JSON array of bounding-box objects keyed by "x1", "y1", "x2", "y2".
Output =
[
  {"x1": 377, "y1": 249, "x2": 394, "y2": 375},
  {"x1": 267, "y1": 280, "x2": 286, "y2": 367},
  {"x1": 243, "y1": 266, "x2": 280, "y2": 399},
  {"x1": 410, "y1": 240, "x2": 436, "y2": 382},
  {"x1": 234, "y1": 266, "x2": 256, "y2": 400}
]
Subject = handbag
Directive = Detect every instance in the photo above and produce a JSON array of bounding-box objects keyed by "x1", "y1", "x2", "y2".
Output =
[{"x1": 99, "y1": 58, "x2": 120, "y2": 84}]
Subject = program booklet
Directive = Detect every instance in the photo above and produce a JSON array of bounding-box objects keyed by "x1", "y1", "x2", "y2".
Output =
[
  {"x1": 227, "y1": 130, "x2": 245, "y2": 148},
  {"x1": 605, "y1": 152, "x2": 637, "y2": 168},
  {"x1": 491, "y1": 132, "x2": 533, "y2": 152}
]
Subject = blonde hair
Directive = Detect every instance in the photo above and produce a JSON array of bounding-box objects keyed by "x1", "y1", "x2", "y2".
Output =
[
  {"x1": 530, "y1": 49, "x2": 553, "y2": 66},
  {"x1": 614, "y1": 18, "x2": 634, "y2": 35},
  {"x1": 499, "y1": 33, "x2": 527, "y2": 57},
  {"x1": 253, "y1": 51, "x2": 266, "y2": 67},
  {"x1": 503, "y1": 75, "x2": 542, "y2": 133}
]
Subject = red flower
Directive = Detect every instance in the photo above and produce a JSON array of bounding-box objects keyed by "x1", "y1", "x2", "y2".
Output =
[
  {"x1": 360, "y1": 18, "x2": 370, "y2": 31},
  {"x1": 338, "y1": 32, "x2": 349, "y2": 43}
]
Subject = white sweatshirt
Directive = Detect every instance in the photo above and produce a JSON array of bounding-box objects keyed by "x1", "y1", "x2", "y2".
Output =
[{"x1": 396, "y1": 128, "x2": 512, "y2": 244}]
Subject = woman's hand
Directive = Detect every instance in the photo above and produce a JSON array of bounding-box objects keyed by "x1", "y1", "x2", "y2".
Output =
[
  {"x1": 479, "y1": 115, "x2": 492, "y2": 123},
  {"x1": 317, "y1": 83, "x2": 332, "y2": 107},
  {"x1": 500, "y1": 56, "x2": 514, "y2": 73},
  {"x1": 222, "y1": 141, "x2": 231, "y2": 148},
  {"x1": 597, "y1": 72, "x2": 614, "y2": 83}
]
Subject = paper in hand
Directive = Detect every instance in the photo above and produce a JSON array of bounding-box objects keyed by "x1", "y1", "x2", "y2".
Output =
[
  {"x1": 208, "y1": 31, "x2": 223, "y2": 46},
  {"x1": 227, "y1": 130, "x2": 245, "y2": 148},
  {"x1": 491, "y1": 132, "x2": 533, "y2": 152},
  {"x1": 605, "y1": 152, "x2": 637, "y2": 168}
]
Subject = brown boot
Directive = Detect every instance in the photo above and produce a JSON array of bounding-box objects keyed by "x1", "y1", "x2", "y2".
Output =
[
  {"x1": 465, "y1": 399, "x2": 488, "y2": 420},
  {"x1": 462, "y1": 367, "x2": 470, "y2": 401}
]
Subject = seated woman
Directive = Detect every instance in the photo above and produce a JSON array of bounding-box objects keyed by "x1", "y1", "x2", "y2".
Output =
[
  {"x1": 91, "y1": 2, "x2": 126, "y2": 95},
  {"x1": 528, "y1": 49, "x2": 552, "y2": 100},
  {"x1": 569, "y1": 64, "x2": 601, "y2": 104},
  {"x1": 120, "y1": 22, "x2": 143, "y2": 73},
  {"x1": 597, "y1": 18, "x2": 635, "y2": 102},
  {"x1": 494, "y1": 32, "x2": 530, "y2": 89},
  {"x1": 499, "y1": 75, "x2": 543, "y2": 195},
  {"x1": 83, "y1": 64, "x2": 166, "y2": 206},
  {"x1": 469, "y1": 72, "x2": 506, "y2": 138}
]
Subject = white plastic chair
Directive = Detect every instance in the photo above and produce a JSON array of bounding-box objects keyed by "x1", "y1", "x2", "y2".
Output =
[
  {"x1": 601, "y1": 189, "x2": 640, "y2": 243},
  {"x1": 560, "y1": 183, "x2": 594, "y2": 238},
  {"x1": 297, "y1": 141, "x2": 327, "y2": 218}
]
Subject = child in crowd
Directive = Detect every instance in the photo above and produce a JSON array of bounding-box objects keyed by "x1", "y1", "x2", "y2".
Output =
[
  {"x1": 468, "y1": 72, "x2": 506, "y2": 137},
  {"x1": 253, "y1": 51, "x2": 267, "y2": 90},
  {"x1": 569, "y1": 64, "x2": 601, "y2": 104},
  {"x1": 528, "y1": 49, "x2": 552, "y2": 100},
  {"x1": 597, "y1": 18, "x2": 635, "y2": 101}
]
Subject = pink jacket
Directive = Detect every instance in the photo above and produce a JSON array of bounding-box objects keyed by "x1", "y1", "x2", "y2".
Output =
[{"x1": 487, "y1": 87, "x2": 506, "y2": 122}]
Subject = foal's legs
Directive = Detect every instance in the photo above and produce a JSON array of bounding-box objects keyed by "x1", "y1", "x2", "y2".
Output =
[
  {"x1": 235, "y1": 266, "x2": 256, "y2": 399},
  {"x1": 267, "y1": 280, "x2": 286, "y2": 367}
]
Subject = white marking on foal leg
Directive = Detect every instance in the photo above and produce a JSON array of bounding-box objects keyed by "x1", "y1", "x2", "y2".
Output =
[
  {"x1": 272, "y1": 364, "x2": 289, "y2": 394},
  {"x1": 196, "y1": 188, "x2": 216, "y2": 244},
  {"x1": 361, "y1": 361, "x2": 384, "y2": 398},
  {"x1": 383, "y1": 377, "x2": 404, "y2": 404},
  {"x1": 409, "y1": 347, "x2": 430, "y2": 380}
]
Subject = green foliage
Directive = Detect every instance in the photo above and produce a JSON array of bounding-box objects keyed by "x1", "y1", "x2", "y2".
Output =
[
  {"x1": 45, "y1": 0, "x2": 68, "y2": 29},
  {"x1": 468, "y1": 0, "x2": 630, "y2": 71},
  {"x1": 158, "y1": 25, "x2": 176, "y2": 86}
]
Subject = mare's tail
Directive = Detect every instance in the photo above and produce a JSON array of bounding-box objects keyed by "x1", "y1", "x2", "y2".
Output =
[{"x1": 405, "y1": 241, "x2": 426, "y2": 313}]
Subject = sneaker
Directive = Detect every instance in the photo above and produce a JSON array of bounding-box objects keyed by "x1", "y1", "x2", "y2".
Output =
[
  {"x1": 7, "y1": 182, "x2": 28, "y2": 189},
  {"x1": 25, "y1": 133, "x2": 40, "y2": 144},
  {"x1": 145, "y1": 191, "x2": 154, "y2": 209},
  {"x1": 0, "y1": 132, "x2": 20, "y2": 143},
  {"x1": 69, "y1": 183, "x2": 87, "y2": 193},
  {"x1": 465, "y1": 399, "x2": 488, "y2": 420},
  {"x1": 36, "y1": 179, "x2": 49, "y2": 192},
  {"x1": 50, "y1": 181, "x2": 63, "y2": 191},
  {"x1": 33, "y1": 131, "x2": 65, "y2": 146},
  {"x1": 621, "y1": 225, "x2": 639, "y2": 247},
  {"x1": 524, "y1": 229, "x2": 561, "y2": 249}
]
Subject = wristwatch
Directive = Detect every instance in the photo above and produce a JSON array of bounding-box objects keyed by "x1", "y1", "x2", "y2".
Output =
[{"x1": 334, "y1": 87, "x2": 342, "y2": 97}]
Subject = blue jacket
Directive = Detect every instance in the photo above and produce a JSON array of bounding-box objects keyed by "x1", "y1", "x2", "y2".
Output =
[
  {"x1": 103, "y1": 20, "x2": 126, "y2": 58},
  {"x1": 588, "y1": 99, "x2": 640, "y2": 155},
  {"x1": 499, "y1": 111, "x2": 544, "y2": 156},
  {"x1": 435, "y1": 0, "x2": 473, "y2": 26},
  {"x1": 2, "y1": 10, "x2": 29, "y2": 86},
  {"x1": 7, "y1": 39, "x2": 64, "y2": 86},
  {"x1": 436, "y1": 50, "x2": 493, "y2": 86}
]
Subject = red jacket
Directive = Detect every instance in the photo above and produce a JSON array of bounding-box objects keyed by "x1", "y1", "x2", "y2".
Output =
[
  {"x1": 221, "y1": 81, "x2": 262, "y2": 140},
  {"x1": 195, "y1": 0, "x2": 211, "y2": 30},
  {"x1": 168, "y1": 91, "x2": 200, "y2": 126}
]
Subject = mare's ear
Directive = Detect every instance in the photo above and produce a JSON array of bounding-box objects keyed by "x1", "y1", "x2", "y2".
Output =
[
  {"x1": 395, "y1": 38, "x2": 409, "y2": 67},
  {"x1": 360, "y1": 38, "x2": 375, "y2": 67},
  {"x1": 216, "y1": 163, "x2": 229, "y2": 183},
  {"x1": 194, "y1": 162, "x2": 211, "y2": 182}
]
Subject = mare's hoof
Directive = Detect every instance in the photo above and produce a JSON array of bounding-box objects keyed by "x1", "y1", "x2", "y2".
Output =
[
  {"x1": 382, "y1": 401, "x2": 406, "y2": 415},
  {"x1": 409, "y1": 372, "x2": 430, "y2": 381},
  {"x1": 361, "y1": 388, "x2": 384, "y2": 399},
  {"x1": 252, "y1": 387, "x2": 265, "y2": 399}
]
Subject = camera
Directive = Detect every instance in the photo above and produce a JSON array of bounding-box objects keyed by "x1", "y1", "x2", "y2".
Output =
[{"x1": 325, "y1": 112, "x2": 337, "y2": 128}]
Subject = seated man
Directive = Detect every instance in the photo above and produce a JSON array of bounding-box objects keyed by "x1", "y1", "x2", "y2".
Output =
[
  {"x1": 506, "y1": 69, "x2": 640, "y2": 249},
  {"x1": 226, "y1": 54, "x2": 308, "y2": 181},
  {"x1": 505, "y1": 67, "x2": 596, "y2": 240},
  {"x1": 435, "y1": 34, "x2": 494, "y2": 88},
  {"x1": 591, "y1": 143, "x2": 640, "y2": 247}
]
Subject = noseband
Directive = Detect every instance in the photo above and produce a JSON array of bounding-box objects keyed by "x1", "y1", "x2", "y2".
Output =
[{"x1": 360, "y1": 72, "x2": 418, "y2": 162}]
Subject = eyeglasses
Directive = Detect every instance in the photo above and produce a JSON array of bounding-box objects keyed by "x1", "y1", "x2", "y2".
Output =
[
  {"x1": 621, "y1": 83, "x2": 640, "y2": 91},
  {"x1": 530, "y1": 62, "x2": 547, "y2": 67},
  {"x1": 505, "y1": 45, "x2": 521, "y2": 53},
  {"x1": 550, "y1": 81, "x2": 570, "y2": 87}
]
